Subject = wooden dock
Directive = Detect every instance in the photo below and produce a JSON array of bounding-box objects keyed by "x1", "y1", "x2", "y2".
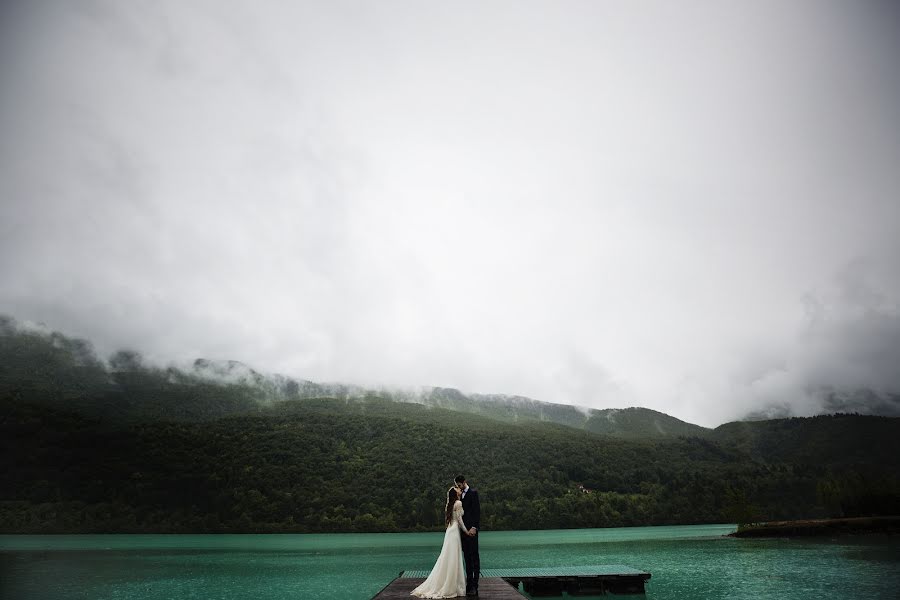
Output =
[
  {"x1": 371, "y1": 577, "x2": 525, "y2": 599},
  {"x1": 373, "y1": 565, "x2": 651, "y2": 598}
]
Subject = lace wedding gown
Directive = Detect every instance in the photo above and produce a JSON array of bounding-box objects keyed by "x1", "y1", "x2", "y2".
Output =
[{"x1": 411, "y1": 500, "x2": 467, "y2": 598}]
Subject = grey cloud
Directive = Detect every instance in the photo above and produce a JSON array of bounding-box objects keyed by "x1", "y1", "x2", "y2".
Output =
[
  {"x1": 1, "y1": 1, "x2": 899, "y2": 427},
  {"x1": 552, "y1": 349, "x2": 636, "y2": 410},
  {"x1": 737, "y1": 257, "x2": 900, "y2": 420}
]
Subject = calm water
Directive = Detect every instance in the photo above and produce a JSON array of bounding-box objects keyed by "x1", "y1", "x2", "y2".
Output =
[{"x1": 2, "y1": 525, "x2": 899, "y2": 599}]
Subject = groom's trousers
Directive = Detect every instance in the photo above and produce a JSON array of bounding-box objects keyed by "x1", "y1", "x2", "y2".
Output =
[{"x1": 461, "y1": 533, "x2": 480, "y2": 591}]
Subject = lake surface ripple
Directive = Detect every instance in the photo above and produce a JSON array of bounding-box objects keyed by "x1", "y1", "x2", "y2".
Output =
[{"x1": 2, "y1": 524, "x2": 899, "y2": 599}]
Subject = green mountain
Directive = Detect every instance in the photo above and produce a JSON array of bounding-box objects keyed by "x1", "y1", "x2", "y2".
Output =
[
  {"x1": 0, "y1": 315, "x2": 707, "y2": 438},
  {"x1": 1, "y1": 315, "x2": 898, "y2": 534},
  {"x1": 420, "y1": 387, "x2": 710, "y2": 438},
  {"x1": 711, "y1": 415, "x2": 900, "y2": 468}
]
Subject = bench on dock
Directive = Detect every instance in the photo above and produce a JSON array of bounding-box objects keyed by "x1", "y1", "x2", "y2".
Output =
[{"x1": 373, "y1": 565, "x2": 651, "y2": 598}]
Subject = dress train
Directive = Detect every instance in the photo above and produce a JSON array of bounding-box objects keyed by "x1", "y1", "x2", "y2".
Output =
[{"x1": 411, "y1": 500, "x2": 467, "y2": 598}]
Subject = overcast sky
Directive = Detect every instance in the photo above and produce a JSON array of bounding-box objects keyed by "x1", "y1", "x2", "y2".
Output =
[{"x1": 1, "y1": 1, "x2": 899, "y2": 426}]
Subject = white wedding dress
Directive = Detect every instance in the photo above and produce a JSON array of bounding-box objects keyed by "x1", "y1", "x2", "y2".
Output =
[{"x1": 411, "y1": 499, "x2": 467, "y2": 598}]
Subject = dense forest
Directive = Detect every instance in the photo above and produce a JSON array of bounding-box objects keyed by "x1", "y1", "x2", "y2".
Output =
[{"x1": 2, "y1": 316, "x2": 899, "y2": 533}]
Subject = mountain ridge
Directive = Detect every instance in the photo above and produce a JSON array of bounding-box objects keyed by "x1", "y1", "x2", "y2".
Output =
[
  {"x1": 1, "y1": 314, "x2": 710, "y2": 437},
  {"x1": 0, "y1": 314, "x2": 891, "y2": 438},
  {"x1": 2, "y1": 315, "x2": 898, "y2": 534}
]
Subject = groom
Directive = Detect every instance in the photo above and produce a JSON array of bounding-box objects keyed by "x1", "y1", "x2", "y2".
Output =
[{"x1": 455, "y1": 474, "x2": 481, "y2": 596}]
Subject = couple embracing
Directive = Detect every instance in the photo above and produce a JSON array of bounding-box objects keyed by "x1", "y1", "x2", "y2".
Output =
[{"x1": 411, "y1": 475, "x2": 481, "y2": 598}]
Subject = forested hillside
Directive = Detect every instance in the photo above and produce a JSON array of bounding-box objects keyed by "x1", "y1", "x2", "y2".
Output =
[
  {"x1": 421, "y1": 387, "x2": 710, "y2": 438},
  {"x1": 2, "y1": 316, "x2": 898, "y2": 533},
  {"x1": 3, "y1": 394, "x2": 899, "y2": 533},
  {"x1": 0, "y1": 315, "x2": 707, "y2": 438}
]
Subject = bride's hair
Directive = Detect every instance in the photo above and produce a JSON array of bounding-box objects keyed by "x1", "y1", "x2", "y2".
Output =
[{"x1": 445, "y1": 487, "x2": 460, "y2": 526}]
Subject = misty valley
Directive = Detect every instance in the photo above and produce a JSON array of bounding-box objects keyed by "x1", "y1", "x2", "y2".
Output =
[{"x1": 2, "y1": 316, "x2": 899, "y2": 535}]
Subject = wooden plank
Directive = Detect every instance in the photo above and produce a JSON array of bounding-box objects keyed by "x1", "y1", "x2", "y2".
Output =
[
  {"x1": 372, "y1": 577, "x2": 526, "y2": 599},
  {"x1": 385, "y1": 565, "x2": 652, "y2": 597},
  {"x1": 482, "y1": 565, "x2": 649, "y2": 577},
  {"x1": 399, "y1": 565, "x2": 649, "y2": 578}
]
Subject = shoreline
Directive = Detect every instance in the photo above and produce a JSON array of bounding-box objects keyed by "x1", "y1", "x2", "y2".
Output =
[{"x1": 729, "y1": 516, "x2": 900, "y2": 538}]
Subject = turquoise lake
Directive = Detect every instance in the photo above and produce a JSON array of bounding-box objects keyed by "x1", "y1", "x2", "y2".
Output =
[{"x1": 2, "y1": 524, "x2": 899, "y2": 599}]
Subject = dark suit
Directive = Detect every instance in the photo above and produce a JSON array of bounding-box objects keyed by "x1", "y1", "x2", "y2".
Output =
[{"x1": 460, "y1": 487, "x2": 481, "y2": 593}]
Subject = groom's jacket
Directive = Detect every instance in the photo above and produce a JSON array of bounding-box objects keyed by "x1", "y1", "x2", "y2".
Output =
[{"x1": 461, "y1": 488, "x2": 480, "y2": 530}]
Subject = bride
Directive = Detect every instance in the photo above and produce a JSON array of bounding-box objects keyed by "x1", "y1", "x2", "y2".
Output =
[{"x1": 411, "y1": 485, "x2": 471, "y2": 598}]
